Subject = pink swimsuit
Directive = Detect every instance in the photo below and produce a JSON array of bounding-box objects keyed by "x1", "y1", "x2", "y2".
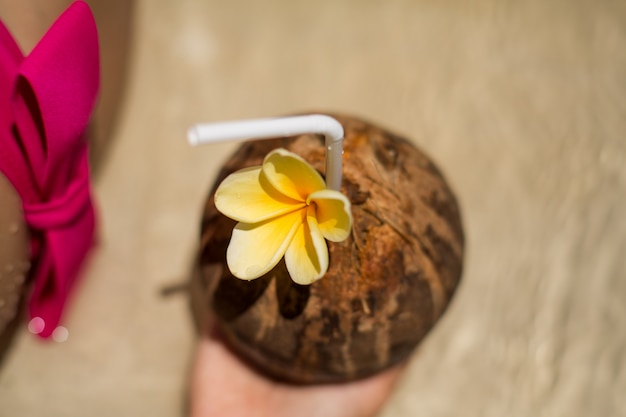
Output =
[{"x1": 0, "y1": 1, "x2": 99, "y2": 338}]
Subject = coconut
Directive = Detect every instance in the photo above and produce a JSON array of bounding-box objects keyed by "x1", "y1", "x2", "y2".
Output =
[{"x1": 191, "y1": 114, "x2": 464, "y2": 383}]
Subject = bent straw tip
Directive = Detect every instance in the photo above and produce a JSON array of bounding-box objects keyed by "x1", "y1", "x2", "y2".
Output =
[{"x1": 187, "y1": 126, "x2": 200, "y2": 146}]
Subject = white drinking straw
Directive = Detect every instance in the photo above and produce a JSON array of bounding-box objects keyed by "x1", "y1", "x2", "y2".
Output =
[{"x1": 187, "y1": 114, "x2": 344, "y2": 190}]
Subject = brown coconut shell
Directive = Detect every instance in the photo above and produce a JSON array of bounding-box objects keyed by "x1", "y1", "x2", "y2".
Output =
[
  {"x1": 0, "y1": 173, "x2": 30, "y2": 359},
  {"x1": 190, "y1": 114, "x2": 464, "y2": 383}
]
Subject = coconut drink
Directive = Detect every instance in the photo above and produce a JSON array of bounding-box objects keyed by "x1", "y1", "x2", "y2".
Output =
[{"x1": 189, "y1": 113, "x2": 464, "y2": 383}]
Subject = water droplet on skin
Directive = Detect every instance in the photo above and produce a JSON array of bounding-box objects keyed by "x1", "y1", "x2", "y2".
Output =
[
  {"x1": 28, "y1": 317, "x2": 45, "y2": 334},
  {"x1": 5, "y1": 264, "x2": 14, "y2": 273},
  {"x1": 8, "y1": 223, "x2": 19, "y2": 234},
  {"x1": 52, "y1": 326, "x2": 69, "y2": 343}
]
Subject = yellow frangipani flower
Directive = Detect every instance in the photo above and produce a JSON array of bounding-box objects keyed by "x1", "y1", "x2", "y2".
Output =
[{"x1": 214, "y1": 148, "x2": 352, "y2": 285}]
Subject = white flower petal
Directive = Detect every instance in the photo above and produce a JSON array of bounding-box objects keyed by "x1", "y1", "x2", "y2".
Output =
[
  {"x1": 262, "y1": 148, "x2": 325, "y2": 202},
  {"x1": 308, "y1": 189, "x2": 353, "y2": 242},
  {"x1": 284, "y1": 205, "x2": 329, "y2": 285},
  {"x1": 226, "y1": 209, "x2": 304, "y2": 280},
  {"x1": 215, "y1": 166, "x2": 304, "y2": 223}
]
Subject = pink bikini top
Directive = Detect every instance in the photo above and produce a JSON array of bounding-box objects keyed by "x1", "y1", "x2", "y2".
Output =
[{"x1": 0, "y1": 1, "x2": 99, "y2": 338}]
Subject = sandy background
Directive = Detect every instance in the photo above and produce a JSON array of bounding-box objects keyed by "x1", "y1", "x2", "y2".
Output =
[{"x1": 1, "y1": 0, "x2": 625, "y2": 416}]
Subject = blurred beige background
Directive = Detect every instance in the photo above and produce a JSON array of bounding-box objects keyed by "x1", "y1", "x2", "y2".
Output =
[{"x1": 1, "y1": 0, "x2": 625, "y2": 416}]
